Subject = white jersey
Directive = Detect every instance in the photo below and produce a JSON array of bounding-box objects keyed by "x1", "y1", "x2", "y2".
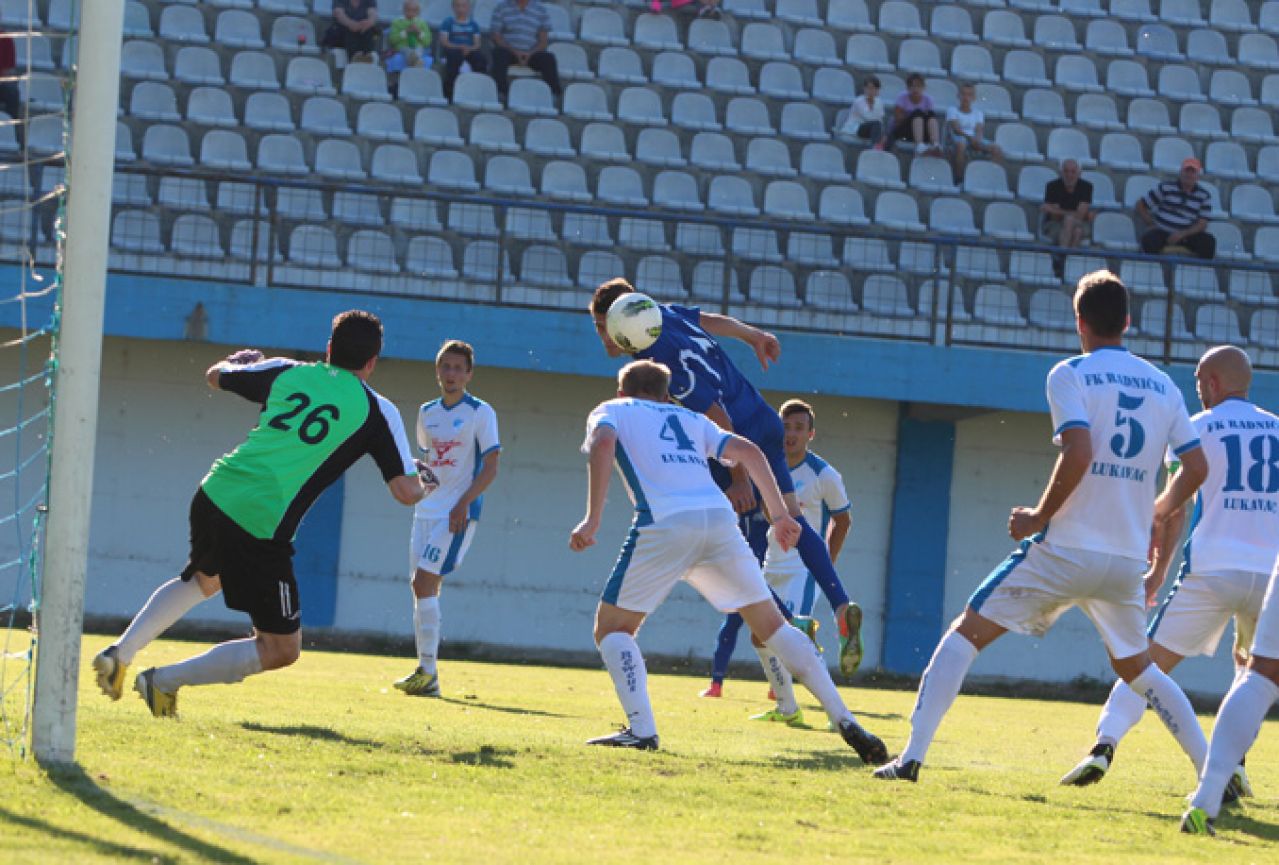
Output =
[
  {"x1": 415, "y1": 392, "x2": 500, "y2": 520},
  {"x1": 1046, "y1": 346, "x2": 1199, "y2": 559},
  {"x1": 765, "y1": 451, "x2": 850, "y2": 575},
  {"x1": 584, "y1": 397, "x2": 733, "y2": 525},
  {"x1": 1177, "y1": 399, "x2": 1279, "y2": 577}
]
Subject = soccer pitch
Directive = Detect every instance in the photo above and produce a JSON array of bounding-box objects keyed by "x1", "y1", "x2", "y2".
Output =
[{"x1": 4, "y1": 637, "x2": 1277, "y2": 864}]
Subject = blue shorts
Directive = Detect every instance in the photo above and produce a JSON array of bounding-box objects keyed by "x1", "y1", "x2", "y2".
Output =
[{"x1": 733, "y1": 404, "x2": 793, "y2": 496}]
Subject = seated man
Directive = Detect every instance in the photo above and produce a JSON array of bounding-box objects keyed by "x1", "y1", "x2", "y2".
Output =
[
  {"x1": 326, "y1": 0, "x2": 380, "y2": 62},
  {"x1": 1042, "y1": 159, "x2": 1095, "y2": 278},
  {"x1": 489, "y1": 0, "x2": 560, "y2": 96},
  {"x1": 1136, "y1": 158, "x2": 1216, "y2": 260}
]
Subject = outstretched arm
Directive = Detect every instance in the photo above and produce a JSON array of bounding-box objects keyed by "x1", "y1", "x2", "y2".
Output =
[
  {"x1": 704, "y1": 401, "x2": 756, "y2": 514},
  {"x1": 570, "y1": 426, "x2": 616, "y2": 551},
  {"x1": 698, "y1": 311, "x2": 781, "y2": 371},
  {"x1": 1009, "y1": 426, "x2": 1092, "y2": 540},
  {"x1": 206, "y1": 348, "x2": 264, "y2": 390},
  {"x1": 1144, "y1": 480, "x2": 1187, "y2": 607}
]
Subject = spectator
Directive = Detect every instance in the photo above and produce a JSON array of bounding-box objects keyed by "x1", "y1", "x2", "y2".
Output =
[
  {"x1": 943, "y1": 82, "x2": 1003, "y2": 182},
  {"x1": 1137, "y1": 158, "x2": 1216, "y2": 260},
  {"x1": 489, "y1": 0, "x2": 560, "y2": 96},
  {"x1": 1041, "y1": 159, "x2": 1094, "y2": 278},
  {"x1": 324, "y1": 0, "x2": 380, "y2": 62},
  {"x1": 387, "y1": 0, "x2": 431, "y2": 70},
  {"x1": 889, "y1": 73, "x2": 940, "y2": 156},
  {"x1": 835, "y1": 75, "x2": 886, "y2": 149},
  {"x1": 695, "y1": 0, "x2": 722, "y2": 17},
  {"x1": 439, "y1": 0, "x2": 488, "y2": 100}
]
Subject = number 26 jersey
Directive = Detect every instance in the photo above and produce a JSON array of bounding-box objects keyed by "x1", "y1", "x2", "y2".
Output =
[
  {"x1": 202, "y1": 359, "x2": 416, "y2": 542},
  {"x1": 1045, "y1": 346, "x2": 1199, "y2": 560}
]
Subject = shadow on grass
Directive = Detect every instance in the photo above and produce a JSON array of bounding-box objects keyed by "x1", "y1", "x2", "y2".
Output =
[
  {"x1": 239, "y1": 721, "x2": 382, "y2": 749},
  {"x1": 0, "y1": 806, "x2": 177, "y2": 863},
  {"x1": 1219, "y1": 810, "x2": 1279, "y2": 844},
  {"x1": 44, "y1": 765, "x2": 259, "y2": 865},
  {"x1": 438, "y1": 695, "x2": 574, "y2": 719},
  {"x1": 727, "y1": 749, "x2": 873, "y2": 773},
  {"x1": 448, "y1": 744, "x2": 517, "y2": 769}
]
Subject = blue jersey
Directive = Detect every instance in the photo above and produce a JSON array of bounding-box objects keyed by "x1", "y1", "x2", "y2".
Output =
[{"x1": 637, "y1": 304, "x2": 792, "y2": 495}]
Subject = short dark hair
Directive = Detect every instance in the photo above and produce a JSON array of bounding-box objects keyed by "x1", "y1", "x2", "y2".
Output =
[
  {"x1": 436, "y1": 339, "x2": 474, "y2": 370},
  {"x1": 780, "y1": 399, "x2": 815, "y2": 428},
  {"x1": 863, "y1": 75, "x2": 881, "y2": 89},
  {"x1": 329, "y1": 310, "x2": 383, "y2": 370},
  {"x1": 906, "y1": 72, "x2": 925, "y2": 87},
  {"x1": 1074, "y1": 270, "x2": 1129, "y2": 339},
  {"x1": 591, "y1": 278, "x2": 634, "y2": 316},
  {"x1": 619, "y1": 360, "x2": 670, "y2": 399}
]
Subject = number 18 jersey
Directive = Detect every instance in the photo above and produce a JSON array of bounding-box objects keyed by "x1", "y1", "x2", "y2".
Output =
[
  {"x1": 1046, "y1": 346, "x2": 1199, "y2": 559},
  {"x1": 584, "y1": 397, "x2": 733, "y2": 526}
]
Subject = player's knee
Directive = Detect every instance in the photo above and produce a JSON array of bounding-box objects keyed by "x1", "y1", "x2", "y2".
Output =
[
  {"x1": 257, "y1": 635, "x2": 301, "y2": 670},
  {"x1": 412, "y1": 569, "x2": 443, "y2": 598}
]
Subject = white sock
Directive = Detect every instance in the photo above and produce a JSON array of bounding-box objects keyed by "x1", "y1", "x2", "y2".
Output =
[
  {"x1": 901, "y1": 631, "x2": 979, "y2": 765},
  {"x1": 414, "y1": 596, "x2": 441, "y2": 675},
  {"x1": 1096, "y1": 679, "x2": 1147, "y2": 747},
  {"x1": 598, "y1": 632, "x2": 656, "y2": 738},
  {"x1": 152, "y1": 638, "x2": 264, "y2": 692},
  {"x1": 755, "y1": 644, "x2": 798, "y2": 715},
  {"x1": 115, "y1": 577, "x2": 210, "y2": 664},
  {"x1": 1129, "y1": 664, "x2": 1207, "y2": 774},
  {"x1": 1192, "y1": 671, "x2": 1279, "y2": 818},
  {"x1": 764, "y1": 624, "x2": 853, "y2": 728}
]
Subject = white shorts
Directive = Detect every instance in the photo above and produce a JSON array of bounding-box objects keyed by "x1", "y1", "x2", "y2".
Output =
[
  {"x1": 764, "y1": 564, "x2": 817, "y2": 617},
  {"x1": 1250, "y1": 564, "x2": 1279, "y2": 659},
  {"x1": 410, "y1": 516, "x2": 477, "y2": 577},
  {"x1": 1148, "y1": 570, "x2": 1268, "y2": 659},
  {"x1": 602, "y1": 508, "x2": 772, "y2": 615},
  {"x1": 970, "y1": 539, "x2": 1149, "y2": 659}
]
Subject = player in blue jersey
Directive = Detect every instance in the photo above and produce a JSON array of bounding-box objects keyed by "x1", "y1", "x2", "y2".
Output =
[
  {"x1": 589, "y1": 280, "x2": 864, "y2": 677},
  {"x1": 874, "y1": 271, "x2": 1209, "y2": 782},
  {"x1": 568, "y1": 359, "x2": 886, "y2": 762}
]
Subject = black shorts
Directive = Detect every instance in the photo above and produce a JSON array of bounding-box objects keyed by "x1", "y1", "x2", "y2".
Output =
[{"x1": 182, "y1": 488, "x2": 300, "y2": 635}]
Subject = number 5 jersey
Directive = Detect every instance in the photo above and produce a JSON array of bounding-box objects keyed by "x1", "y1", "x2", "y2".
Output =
[
  {"x1": 1045, "y1": 345, "x2": 1200, "y2": 560},
  {"x1": 203, "y1": 358, "x2": 416, "y2": 542}
]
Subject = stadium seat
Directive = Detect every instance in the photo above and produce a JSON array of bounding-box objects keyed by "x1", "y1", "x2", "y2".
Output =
[
  {"x1": 579, "y1": 8, "x2": 626, "y2": 46},
  {"x1": 577, "y1": 250, "x2": 625, "y2": 289},
  {"x1": 368, "y1": 144, "x2": 421, "y2": 185},
  {"x1": 271, "y1": 16, "x2": 318, "y2": 54},
  {"x1": 806, "y1": 271, "x2": 856, "y2": 313},
  {"x1": 131, "y1": 81, "x2": 180, "y2": 122},
  {"x1": 675, "y1": 222, "x2": 725, "y2": 257},
  {"x1": 1253, "y1": 310, "x2": 1279, "y2": 349},
  {"x1": 618, "y1": 218, "x2": 670, "y2": 252},
  {"x1": 1107, "y1": 60, "x2": 1155, "y2": 97},
  {"x1": 778, "y1": 0, "x2": 822, "y2": 26},
  {"x1": 976, "y1": 84, "x2": 1016, "y2": 120},
  {"x1": 563, "y1": 84, "x2": 611, "y2": 122},
  {"x1": 983, "y1": 202, "x2": 1032, "y2": 240},
  {"x1": 931, "y1": 5, "x2": 976, "y2": 43},
  {"x1": 1099, "y1": 133, "x2": 1150, "y2": 171},
  {"x1": 1195, "y1": 305, "x2": 1243, "y2": 344},
  {"x1": 286, "y1": 57, "x2": 335, "y2": 95},
  {"x1": 705, "y1": 57, "x2": 753, "y2": 95},
  {"x1": 996, "y1": 123, "x2": 1045, "y2": 163},
  {"x1": 1260, "y1": 147, "x2": 1279, "y2": 186},
  {"x1": 1211, "y1": 70, "x2": 1258, "y2": 107},
  {"x1": 216, "y1": 10, "x2": 264, "y2": 49},
  {"x1": 1127, "y1": 98, "x2": 1176, "y2": 136},
  {"x1": 787, "y1": 230, "x2": 839, "y2": 267},
  {"x1": 1158, "y1": 65, "x2": 1205, "y2": 102},
  {"x1": 1136, "y1": 23, "x2": 1182, "y2": 61},
  {"x1": 409, "y1": 107, "x2": 461, "y2": 148},
  {"x1": 1004, "y1": 50, "x2": 1051, "y2": 88},
  {"x1": 962, "y1": 162, "x2": 1013, "y2": 201},
  {"x1": 1264, "y1": 2, "x2": 1279, "y2": 35},
  {"x1": 275, "y1": 183, "x2": 326, "y2": 221},
  {"x1": 1174, "y1": 264, "x2": 1221, "y2": 301},
  {"x1": 827, "y1": 0, "x2": 874, "y2": 33},
  {"x1": 313, "y1": 139, "x2": 365, "y2": 181},
  {"x1": 170, "y1": 214, "x2": 223, "y2": 259},
  {"x1": 746, "y1": 137, "x2": 796, "y2": 177},
  {"x1": 187, "y1": 87, "x2": 237, "y2": 128},
  {"x1": 1023, "y1": 89, "x2": 1069, "y2": 127},
  {"x1": 1232, "y1": 108, "x2": 1279, "y2": 144},
  {"x1": 509, "y1": 79, "x2": 556, "y2": 117},
  {"x1": 880, "y1": 1, "x2": 925, "y2": 36},
  {"x1": 448, "y1": 200, "x2": 498, "y2": 238},
  {"x1": 1015, "y1": 164, "x2": 1056, "y2": 202},
  {"x1": 950, "y1": 45, "x2": 998, "y2": 83},
  {"x1": 356, "y1": 102, "x2": 406, "y2": 142},
  {"x1": 861, "y1": 275, "x2": 913, "y2": 318},
  {"x1": 1161, "y1": 0, "x2": 1205, "y2": 26},
  {"x1": 745, "y1": 266, "x2": 798, "y2": 308},
  {"x1": 818, "y1": 186, "x2": 870, "y2": 226},
  {"x1": 1179, "y1": 103, "x2": 1225, "y2": 140},
  {"x1": 405, "y1": 236, "x2": 457, "y2": 279},
  {"x1": 726, "y1": 0, "x2": 770, "y2": 19},
  {"x1": 725, "y1": 98, "x2": 774, "y2": 136},
  {"x1": 653, "y1": 171, "x2": 704, "y2": 211},
  {"x1": 651, "y1": 51, "x2": 699, "y2": 90},
  {"x1": 1075, "y1": 93, "x2": 1122, "y2": 130},
  {"x1": 244, "y1": 90, "x2": 299, "y2": 131},
  {"x1": 122, "y1": 40, "x2": 168, "y2": 80},
  {"x1": 1212, "y1": 0, "x2": 1257, "y2": 32},
  {"x1": 1231, "y1": 185, "x2": 1279, "y2": 223},
  {"x1": 342, "y1": 64, "x2": 389, "y2": 101},
  {"x1": 1123, "y1": 175, "x2": 1160, "y2": 209},
  {"x1": 545, "y1": 2, "x2": 572, "y2": 40},
  {"x1": 812, "y1": 69, "x2": 857, "y2": 106},
  {"x1": 461, "y1": 241, "x2": 509, "y2": 284},
  {"x1": 845, "y1": 33, "x2": 892, "y2": 71},
  {"x1": 199, "y1": 129, "x2": 250, "y2": 171},
  {"x1": 899, "y1": 39, "x2": 945, "y2": 77},
  {"x1": 141, "y1": 124, "x2": 194, "y2": 167},
  {"x1": 598, "y1": 166, "x2": 647, "y2": 206},
  {"x1": 300, "y1": 97, "x2": 351, "y2": 136},
  {"x1": 1009, "y1": 250, "x2": 1058, "y2": 286},
  {"x1": 1229, "y1": 270, "x2": 1276, "y2": 306},
  {"x1": 159, "y1": 5, "x2": 209, "y2": 43},
  {"x1": 843, "y1": 236, "x2": 894, "y2": 272},
  {"x1": 581, "y1": 123, "x2": 630, "y2": 163},
  {"x1": 633, "y1": 256, "x2": 685, "y2": 300},
  {"x1": 919, "y1": 279, "x2": 971, "y2": 322},
  {"x1": 800, "y1": 143, "x2": 851, "y2": 182},
  {"x1": 1086, "y1": 20, "x2": 1134, "y2": 56},
  {"x1": 520, "y1": 245, "x2": 572, "y2": 289},
  {"x1": 911, "y1": 157, "x2": 958, "y2": 195},
  {"x1": 453, "y1": 73, "x2": 502, "y2": 111},
  {"x1": 778, "y1": 103, "x2": 827, "y2": 142},
  {"x1": 525, "y1": 119, "x2": 574, "y2": 158},
  {"x1": 856, "y1": 150, "x2": 905, "y2": 189},
  {"x1": 1119, "y1": 260, "x2": 1166, "y2": 297},
  {"x1": 119, "y1": 1, "x2": 153, "y2": 38},
  {"x1": 154, "y1": 176, "x2": 206, "y2": 212},
  {"x1": 1210, "y1": 222, "x2": 1249, "y2": 261},
  {"x1": 874, "y1": 191, "x2": 925, "y2": 231},
  {"x1": 112, "y1": 210, "x2": 164, "y2": 254},
  {"x1": 1056, "y1": 56, "x2": 1103, "y2": 93},
  {"x1": 690, "y1": 19, "x2": 737, "y2": 57},
  {"x1": 760, "y1": 62, "x2": 808, "y2": 100},
  {"x1": 763, "y1": 181, "x2": 814, "y2": 220},
  {"x1": 1062, "y1": 0, "x2": 1105, "y2": 15},
  {"x1": 1151, "y1": 136, "x2": 1194, "y2": 173},
  {"x1": 618, "y1": 88, "x2": 667, "y2": 127},
  {"x1": 930, "y1": 197, "x2": 979, "y2": 236},
  {"x1": 708, "y1": 176, "x2": 759, "y2": 216},
  {"x1": 174, "y1": 46, "x2": 224, "y2": 86},
  {"x1": 1035, "y1": 16, "x2": 1081, "y2": 52},
  {"x1": 549, "y1": 43, "x2": 590, "y2": 83},
  {"x1": 634, "y1": 13, "x2": 682, "y2": 51},
  {"x1": 1189, "y1": 29, "x2": 1233, "y2": 66},
  {"x1": 1139, "y1": 299, "x2": 1193, "y2": 342},
  {"x1": 741, "y1": 23, "x2": 787, "y2": 61},
  {"x1": 1027, "y1": 289, "x2": 1076, "y2": 333},
  {"x1": 794, "y1": 28, "x2": 840, "y2": 66},
  {"x1": 629, "y1": 129, "x2": 681, "y2": 169},
  {"x1": 399, "y1": 67, "x2": 445, "y2": 105},
  {"x1": 1092, "y1": 212, "x2": 1139, "y2": 251},
  {"x1": 344, "y1": 229, "x2": 399, "y2": 275},
  {"x1": 973, "y1": 285, "x2": 1026, "y2": 326},
  {"x1": 956, "y1": 247, "x2": 1006, "y2": 280},
  {"x1": 331, "y1": 189, "x2": 383, "y2": 232},
  {"x1": 504, "y1": 207, "x2": 556, "y2": 242},
  {"x1": 1255, "y1": 226, "x2": 1279, "y2": 263},
  {"x1": 984, "y1": 10, "x2": 1031, "y2": 47}
]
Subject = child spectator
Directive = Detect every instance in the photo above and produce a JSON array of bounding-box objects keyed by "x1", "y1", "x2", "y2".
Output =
[
  {"x1": 439, "y1": 0, "x2": 488, "y2": 100},
  {"x1": 387, "y1": 0, "x2": 432, "y2": 70},
  {"x1": 943, "y1": 82, "x2": 1003, "y2": 181},
  {"x1": 889, "y1": 73, "x2": 940, "y2": 156},
  {"x1": 836, "y1": 75, "x2": 886, "y2": 149}
]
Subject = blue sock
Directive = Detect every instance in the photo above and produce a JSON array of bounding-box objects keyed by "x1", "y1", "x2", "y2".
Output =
[
  {"x1": 795, "y1": 515, "x2": 849, "y2": 610},
  {"x1": 711, "y1": 613, "x2": 745, "y2": 683}
]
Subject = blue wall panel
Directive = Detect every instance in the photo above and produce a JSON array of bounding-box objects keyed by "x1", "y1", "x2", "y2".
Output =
[{"x1": 293, "y1": 475, "x2": 343, "y2": 629}]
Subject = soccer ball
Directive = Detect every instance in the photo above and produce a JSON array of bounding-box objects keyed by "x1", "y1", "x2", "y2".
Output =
[{"x1": 606, "y1": 293, "x2": 663, "y2": 353}]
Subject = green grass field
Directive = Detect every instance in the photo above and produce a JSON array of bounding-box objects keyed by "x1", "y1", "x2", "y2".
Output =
[{"x1": 3, "y1": 636, "x2": 1278, "y2": 864}]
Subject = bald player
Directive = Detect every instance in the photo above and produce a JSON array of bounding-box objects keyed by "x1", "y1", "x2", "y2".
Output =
[{"x1": 1062, "y1": 346, "x2": 1275, "y2": 801}]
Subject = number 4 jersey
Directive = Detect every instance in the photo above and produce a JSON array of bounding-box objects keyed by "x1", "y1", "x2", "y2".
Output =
[
  {"x1": 202, "y1": 359, "x2": 416, "y2": 542},
  {"x1": 1046, "y1": 346, "x2": 1200, "y2": 560},
  {"x1": 1178, "y1": 398, "x2": 1279, "y2": 576}
]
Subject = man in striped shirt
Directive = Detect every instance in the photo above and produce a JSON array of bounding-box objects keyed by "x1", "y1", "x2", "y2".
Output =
[
  {"x1": 489, "y1": 0, "x2": 560, "y2": 96},
  {"x1": 1137, "y1": 158, "x2": 1216, "y2": 260}
]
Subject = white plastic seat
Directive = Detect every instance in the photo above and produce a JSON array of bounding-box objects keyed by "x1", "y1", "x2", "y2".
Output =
[
  {"x1": 741, "y1": 23, "x2": 787, "y2": 61},
  {"x1": 818, "y1": 186, "x2": 870, "y2": 226},
  {"x1": 579, "y1": 8, "x2": 626, "y2": 46},
  {"x1": 548, "y1": 43, "x2": 590, "y2": 83},
  {"x1": 1260, "y1": 146, "x2": 1279, "y2": 183},
  {"x1": 1212, "y1": 0, "x2": 1257, "y2": 33},
  {"x1": 1139, "y1": 299, "x2": 1192, "y2": 342},
  {"x1": 1231, "y1": 185, "x2": 1279, "y2": 223},
  {"x1": 1211, "y1": 70, "x2": 1257, "y2": 107},
  {"x1": 1119, "y1": 260, "x2": 1166, "y2": 297},
  {"x1": 653, "y1": 171, "x2": 703, "y2": 211},
  {"x1": 725, "y1": 98, "x2": 774, "y2": 136},
  {"x1": 675, "y1": 222, "x2": 725, "y2": 257},
  {"x1": 174, "y1": 46, "x2": 224, "y2": 85},
  {"x1": 1107, "y1": 60, "x2": 1155, "y2": 97},
  {"x1": 1229, "y1": 271, "x2": 1276, "y2": 306},
  {"x1": 286, "y1": 57, "x2": 335, "y2": 95},
  {"x1": 121, "y1": 1, "x2": 153, "y2": 37},
  {"x1": 454, "y1": 73, "x2": 502, "y2": 111},
  {"x1": 1086, "y1": 20, "x2": 1134, "y2": 56},
  {"x1": 1232, "y1": 108, "x2": 1279, "y2": 144},
  {"x1": 779, "y1": 103, "x2": 828, "y2": 142},
  {"x1": 447, "y1": 202, "x2": 498, "y2": 237},
  {"x1": 200, "y1": 129, "x2": 250, "y2": 171},
  {"x1": 508, "y1": 78, "x2": 556, "y2": 117},
  {"x1": 155, "y1": 177, "x2": 205, "y2": 211},
  {"x1": 1188, "y1": 28, "x2": 1233, "y2": 66},
  {"x1": 1179, "y1": 103, "x2": 1225, "y2": 140},
  {"x1": 828, "y1": 0, "x2": 874, "y2": 33},
  {"x1": 1151, "y1": 136, "x2": 1194, "y2": 173},
  {"x1": 372, "y1": 144, "x2": 423, "y2": 185},
  {"x1": 1016, "y1": 165, "x2": 1057, "y2": 202},
  {"x1": 635, "y1": 256, "x2": 685, "y2": 299},
  {"x1": 1027, "y1": 289, "x2": 1077, "y2": 332},
  {"x1": 984, "y1": 10, "x2": 1030, "y2": 47},
  {"x1": 1159, "y1": 65, "x2": 1205, "y2": 102},
  {"x1": 760, "y1": 62, "x2": 808, "y2": 100},
  {"x1": 862, "y1": 275, "x2": 914, "y2": 317},
  {"x1": 131, "y1": 82, "x2": 180, "y2": 121},
  {"x1": 461, "y1": 241, "x2": 510, "y2": 284},
  {"x1": 142, "y1": 124, "x2": 194, "y2": 166},
  {"x1": 300, "y1": 97, "x2": 351, "y2": 136},
  {"x1": 342, "y1": 63, "x2": 389, "y2": 101},
  {"x1": 634, "y1": 128, "x2": 684, "y2": 168},
  {"x1": 1004, "y1": 50, "x2": 1050, "y2": 88},
  {"x1": 345, "y1": 230, "x2": 399, "y2": 275},
  {"x1": 1023, "y1": 89, "x2": 1068, "y2": 127},
  {"x1": 689, "y1": 19, "x2": 737, "y2": 57},
  {"x1": 956, "y1": 247, "x2": 1006, "y2": 280},
  {"x1": 581, "y1": 123, "x2": 630, "y2": 163},
  {"x1": 1099, "y1": 133, "x2": 1149, "y2": 171},
  {"x1": 520, "y1": 245, "x2": 572, "y2": 289},
  {"x1": 995, "y1": 123, "x2": 1045, "y2": 163},
  {"x1": 597, "y1": 47, "x2": 645, "y2": 87},
  {"x1": 112, "y1": 210, "x2": 164, "y2": 254},
  {"x1": 976, "y1": 84, "x2": 1016, "y2": 120},
  {"x1": 708, "y1": 176, "x2": 759, "y2": 216},
  {"x1": 846, "y1": 33, "x2": 892, "y2": 71},
  {"x1": 254, "y1": 133, "x2": 307, "y2": 175},
  {"x1": 564, "y1": 84, "x2": 612, "y2": 122},
  {"x1": 1210, "y1": 222, "x2": 1248, "y2": 261},
  {"x1": 950, "y1": 45, "x2": 998, "y2": 83},
  {"x1": 170, "y1": 215, "x2": 223, "y2": 259},
  {"x1": 1035, "y1": 16, "x2": 1080, "y2": 51},
  {"x1": 318, "y1": 141, "x2": 367, "y2": 180},
  {"x1": 1093, "y1": 212, "x2": 1139, "y2": 251},
  {"x1": 746, "y1": 138, "x2": 796, "y2": 178},
  {"x1": 931, "y1": 5, "x2": 976, "y2": 42},
  {"x1": 800, "y1": 143, "x2": 851, "y2": 182},
  {"x1": 545, "y1": 2, "x2": 572, "y2": 40},
  {"x1": 540, "y1": 160, "x2": 591, "y2": 202},
  {"x1": 215, "y1": 181, "x2": 260, "y2": 215},
  {"x1": 843, "y1": 237, "x2": 893, "y2": 272},
  {"x1": 410, "y1": 107, "x2": 461, "y2": 147},
  {"x1": 1047, "y1": 128, "x2": 1095, "y2": 167},
  {"x1": 898, "y1": 241, "x2": 944, "y2": 277},
  {"x1": 216, "y1": 10, "x2": 264, "y2": 48},
  {"x1": 577, "y1": 251, "x2": 624, "y2": 289},
  {"x1": 159, "y1": 5, "x2": 209, "y2": 43},
  {"x1": 910, "y1": 157, "x2": 958, "y2": 195},
  {"x1": 973, "y1": 285, "x2": 1026, "y2": 326},
  {"x1": 733, "y1": 228, "x2": 783, "y2": 263},
  {"x1": 726, "y1": 0, "x2": 770, "y2": 19},
  {"x1": 1075, "y1": 93, "x2": 1121, "y2": 131},
  {"x1": 793, "y1": 29, "x2": 840, "y2": 66},
  {"x1": 227, "y1": 51, "x2": 279, "y2": 91},
  {"x1": 778, "y1": 0, "x2": 822, "y2": 26},
  {"x1": 618, "y1": 88, "x2": 666, "y2": 127},
  {"x1": 525, "y1": 118, "x2": 574, "y2": 158},
  {"x1": 963, "y1": 162, "x2": 1013, "y2": 200},
  {"x1": 874, "y1": 191, "x2": 925, "y2": 231},
  {"x1": 930, "y1": 197, "x2": 978, "y2": 236},
  {"x1": 188, "y1": 87, "x2": 238, "y2": 128},
  {"x1": 880, "y1": 1, "x2": 925, "y2": 36},
  {"x1": 812, "y1": 69, "x2": 857, "y2": 105},
  {"x1": 424, "y1": 150, "x2": 476, "y2": 192},
  {"x1": 1136, "y1": 23, "x2": 1182, "y2": 60},
  {"x1": 275, "y1": 183, "x2": 326, "y2": 221},
  {"x1": 597, "y1": 166, "x2": 647, "y2": 206},
  {"x1": 1251, "y1": 309, "x2": 1279, "y2": 349},
  {"x1": 1128, "y1": 98, "x2": 1176, "y2": 135},
  {"x1": 1010, "y1": 250, "x2": 1058, "y2": 286},
  {"x1": 806, "y1": 272, "x2": 856, "y2": 313},
  {"x1": 618, "y1": 218, "x2": 669, "y2": 252},
  {"x1": 1174, "y1": 265, "x2": 1221, "y2": 301},
  {"x1": 406, "y1": 236, "x2": 457, "y2": 279},
  {"x1": 651, "y1": 51, "x2": 699, "y2": 91},
  {"x1": 749, "y1": 266, "x2": 799, "y2": 307},
  {"x1": 763, "y1": 181, "x2": 814, "y2": 220},
  {"x1": 1160, "y1": 0, "x2": 1205, "y2": 26},
  {"x1": 356, "y1": 102, "x2": 406, "y2": 141},
  {"x1": 1056, "y1": 56, "x2": 1102, "y2": 93},
  {"x1": 1061, "y1": 0, "x2": 1105, "y2": 15},
  {"x1": 1124, "y1": 175, "x2": 1160, "y2": 209},
  {"x1": 856, "y1": 150, "x2": 905, "y2": 189},
  {"x1": 1195, "y1": 305, "x2": 1243, "y2": 344},
  {"x1": 1255, "y1": 227, "x2": 1279, "y2": 263},
  {"x1": 271, "y1": 16, "x2": 318, "y2": 54},
  {"x1": 705, "y1": 57, "x2": 753, "y2": 95}
]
